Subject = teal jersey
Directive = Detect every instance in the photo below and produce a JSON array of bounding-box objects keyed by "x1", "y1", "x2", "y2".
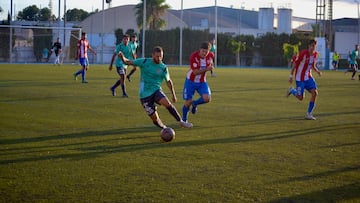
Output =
[
  {"x1": 114, "y1": 43, "x2": 133, "y2": 68},
  {"x1": 129, "y1": 41, "x2": 138, "y2": 60},
  {"x1": 350, "y1": 50, "x2": 358, "y2": 65},
  {"x1": 132, "y1": 58, "x2": 170, "y2": 99},
  {"x1": 210, "y1": 44, "x2": 216, "y2": 53}
]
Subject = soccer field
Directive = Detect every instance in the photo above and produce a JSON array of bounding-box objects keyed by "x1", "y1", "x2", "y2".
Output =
[{"x1": 0, "y1": 64, "x2": 359, "y2": 202}]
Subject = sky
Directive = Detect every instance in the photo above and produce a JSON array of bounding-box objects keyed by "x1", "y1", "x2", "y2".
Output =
[{"x1": 0, "y1": 0, "x2": 359, "y2": 21}]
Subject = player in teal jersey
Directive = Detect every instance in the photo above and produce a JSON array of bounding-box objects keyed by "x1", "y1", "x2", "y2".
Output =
[
  {"x1": 345, "y1": 44, "x2": 359, "y2": 80},
  {"x1": 126, "y1": 35, "x2": 139, "y2": 82},
  {"x1": 209, "y1": 38, "x2": 216, "y2": 77},
  {"x1": 118, "y1": 46, "x2": 193, "y2": 130},
  {"x1": 109, "y1": 34, "x2": 134, "y2": 97}
]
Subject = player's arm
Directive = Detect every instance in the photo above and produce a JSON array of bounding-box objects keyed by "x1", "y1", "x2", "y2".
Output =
[
  {"x1": 118, "y1": 52, "x2": 134, "y2": 65},
  {"x1": 166, "y1": 79, "x2": 177, "y2": 103},
  {"x1": 88, "y1": 46, "x2": 97, "y2": 55},
  {"x1": 190, "y1": 58, "x2": 213, "y2": 75},
  {"x1": 312, "y1": 61, "x2": 322, "y2": 76},
  {"x1": 289, "y1": 61, "x2": 296, "y2": 83},
  {"x1": 193, "y1": 65, "x2": 213, "y2": 75},
  {"x1": 109, "y1": 54, "x2": 116, "y2": 71},
  {"x1": 75, "y1": 44, "x2": 79, "y2": 60}
]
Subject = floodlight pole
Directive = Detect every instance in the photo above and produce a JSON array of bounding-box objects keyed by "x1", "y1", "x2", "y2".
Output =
[
  {"x1": 64, "y1": 0, "x2": 66, "y2": 52},
  {"x1": 102, "y1": 0, "x2": 104, "y2": 64},
  {"x1": 142, "y1": 0, "x2": 146, "y2": 57},
  {"x1": 9, "y1": 0, "x2": 13, "y2": 63},
  {"x1": 357, "y1": 0, "x2": 360, "y2": 45},
  {"x1": 179, "y1": 0, "x2": 183, "y2": 65},
  {"x1": 214, "y1": 0, "x2": 218, "y2": 67}
]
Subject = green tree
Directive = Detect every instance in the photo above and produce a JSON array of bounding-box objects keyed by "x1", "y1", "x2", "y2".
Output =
[
  {"x1": 65, "y1": 8, "x2": 89, "y2": 21},
  {"x1": 135, "y1": 0, "x2": 170, "y2": 30},
  {"x1": 17, "y1": 5, "x2": 40, "y2": 21},
  {"x1": 114, "y1": 28, "x2": 124, "y2": 44},
  {"x1": 38, "y1": 7, "x2": 54, "y2": 21},
  {"x1": 283, "y1": 42, "x2": 300, "y2": 68},
  {"x1": 227, "y1": 38, "x2": 246, "y2": 66}
]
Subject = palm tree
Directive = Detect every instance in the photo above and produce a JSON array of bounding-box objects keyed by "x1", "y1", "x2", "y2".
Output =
[
  {"x1": 135, "y1": 0, "x2": 170, "y2": 30},
  {"x1": 227, "y1": 38, "x2": 246, "y2": 66}
]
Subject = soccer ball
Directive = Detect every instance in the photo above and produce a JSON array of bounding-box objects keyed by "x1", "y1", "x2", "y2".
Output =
[{"x1": 160, "y1": 127, "x2": 175, "y2": 142}]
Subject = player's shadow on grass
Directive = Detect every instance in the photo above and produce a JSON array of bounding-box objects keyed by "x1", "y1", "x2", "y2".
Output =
[
  {"x1": 0, "y1": 126, "x2": 156, "y2": 145},
  {"x1": 270, "y1": 165, "x2": 360, "y2": 202},
  {"x1": 212, "y1": 110, "x2": 360, "y2": 127},
  {"x1": 267, "y1": 182, "x2": 360, "y2": 203},
  {"x1": 278, "y1": 165, "x2": 360, "y2": 183},
  {"x1": 1, "y1": 116, "x2": 359, "y2": 165}
]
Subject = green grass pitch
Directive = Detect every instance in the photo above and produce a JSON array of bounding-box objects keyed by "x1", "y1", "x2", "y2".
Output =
[{"x1": 0, "y1": 64, "x2": 359, "y2": 202}]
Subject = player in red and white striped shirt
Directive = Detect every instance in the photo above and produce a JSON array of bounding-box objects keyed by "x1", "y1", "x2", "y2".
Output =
[
  {"x1": 74, "y1": 32, "x2": 97, "y2": 83},
  {"x1": 182, "y1": 42, "x2": 215, "y2": 123},
  {"x1": 287, "y1": 39, "x2": 322, "y2": 120}
]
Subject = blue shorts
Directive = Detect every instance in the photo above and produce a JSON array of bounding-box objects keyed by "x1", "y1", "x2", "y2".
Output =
[
  {"x1": 79, "y1": 58, "x2": 89, "y2": 67},
  {"x1": 182, "y1": 78, "x2": 211, "y2": 100},
  {"x1": 295, "y1": 77, "x2": 317, "y2": 96}
]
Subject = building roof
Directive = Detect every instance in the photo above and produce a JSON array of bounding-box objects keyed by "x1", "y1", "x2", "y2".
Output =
[
  {"x1": 79, "y1": 4, "x2": 184, "y2": 34},
  {"x1": 77, "y1": 4, "x2": 357, "y2": 36}
]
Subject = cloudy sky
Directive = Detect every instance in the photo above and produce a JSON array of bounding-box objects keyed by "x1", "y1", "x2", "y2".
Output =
[{"x1": 0, "y1": 0, "x2": 359, "y2": 20}]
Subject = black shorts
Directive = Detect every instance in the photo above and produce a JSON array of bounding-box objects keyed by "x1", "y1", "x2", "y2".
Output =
[
  {"x1": 350, "y1": 64, "x2": 358, "y2": 71},
  {"x1": 140, "y1": 90, "x2": 166, "y2": 116}
]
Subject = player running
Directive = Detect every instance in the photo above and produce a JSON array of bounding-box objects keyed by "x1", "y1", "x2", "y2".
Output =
[
  {"x1": 286, "y1": 39, "x2": 322, "y2": 120},
  {"x1": 74, "y1": 32, "x2": 96, "y2": 83},
  {"x1": 118, "y1": 46, "x2": 193, "y2": 129},
  {"x1": 181, "y1": 42, "x2": 214, "y2": 123},
  {"x1": 109, "y1": 34, "x2": 134, "y2": 97}
]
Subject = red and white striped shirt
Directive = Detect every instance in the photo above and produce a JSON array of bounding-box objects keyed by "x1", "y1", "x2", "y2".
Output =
[
  {"x1": 77, "y1": 39, "x2": 90, "y2": 58},
  {"x1": 294, "y1": 49, "x2": 318, "y2": 81},
  {"x1": 186, "y1": 50, "x2": 215, "y2": 83}
]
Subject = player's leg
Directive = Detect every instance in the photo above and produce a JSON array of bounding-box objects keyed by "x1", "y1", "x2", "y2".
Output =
[
  {"x1": 294, "y1": 81, "x2": 305, "y2": 101},
  {"x1": 56, "y1": 54, "x2": 60, "y2": 65},
  {"x1": 81, "y1": 66, "x2": 87, "y2": 83},
  {"x1": 119, "y1": 69, "x2": 128, "y2": 97},
  {"x1": 191, "y1": 82, "x2": 211, "y2": 114},
  {"x1": 150, "y1": 111, "x2": 166, "y2": 129},
  {"x1": 286, "y1": 86, "x2": 297, "y2": 97},
  {"x1": 110, "y1": 68, "x2": 122, "y2": 96},
  {"x1": 351, "y1": 64, "x2": 358, "y2": 80},
  {"x1": 141, "y1": 94, "x2": 166, "y2": 129},
  {"x1": 74, "y1": 58, "x2": 84, "y2": 80},
  {"x1": 126, "y1": 66, "x2": 137, "y2": 82},
  {"x1": 305, "y1": 78, "x2": 318, "y2": 120},
  {"x1": 181, "y1": 79, "x2": 195, "y2": 122},
  {"x1": 81, "y1": 58, "x2": 89, "y2": 83},
  {"x1": 182, "y1": 99, "x2": 192, "y2": 122},
  {"x1": 156, "y1": 90, "x2": 192, "y2": 128}
]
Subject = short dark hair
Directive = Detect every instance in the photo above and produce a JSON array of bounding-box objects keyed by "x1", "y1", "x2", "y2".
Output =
[
  {"x1": 200, "y1": 42, "x2": 211, "y2": 50},
  {"x1": 309, "y1": 39, "x2": 317, "y2": 45},
  {"x1": 81, "y1": 32, "x2": 86, "y2": 36},
  {"x1": 153, "y1": 46, "x2": 163, "y2": 53},
  {"x1": 123, "y1": 34, "x2": 130, "y2": 38}
]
